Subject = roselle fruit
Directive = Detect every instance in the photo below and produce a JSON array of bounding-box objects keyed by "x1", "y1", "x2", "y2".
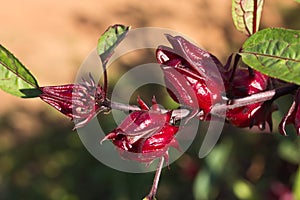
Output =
[
  {"x1": 156, "y1": 34, "x2": 277, "y2": 130},
  {"x1": 156, "y1": 34, "x2": 225, "y2": 120},
  {"x1": 225, "y1": 68, "x2": 276, "y2": 130},
  {"x1": 101, "y1": 97, "x2": 179, "y2": 163},
  {"x1": 39, "y1": 75, "x2": 107, "y2": 129}
]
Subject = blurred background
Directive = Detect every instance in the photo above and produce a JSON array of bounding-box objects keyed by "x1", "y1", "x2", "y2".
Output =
[{"x1": 0, "y1": 0, "x2": 300, "y2": 199}]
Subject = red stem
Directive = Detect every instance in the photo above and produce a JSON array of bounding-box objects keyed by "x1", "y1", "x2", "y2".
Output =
[
  {"x1": 253, "y1": 0, "x2": 258, "y2": 34},
  {"x1": 145, "y1": 156, "x2": 165, "y2": 200},
  {"x1": 102, "y1": 63, "x2": 108, "y2": 100},
  {"x1": 108, "y1": 84, "x2": 298, "y2": 122},
  {"x1": 211, "y1": 84, "x2": 299, "y2": 117}
]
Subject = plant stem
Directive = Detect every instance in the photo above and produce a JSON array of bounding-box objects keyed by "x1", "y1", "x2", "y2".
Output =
[
  {"x1": 211, "y1": 84, "x2": 299, "y2": 116},
  {"x1": 102, "y1": 64, "x2": 108, "y2": 100},
  {"x1": 110, "y1": 101, "x2": 141, "y2": 112},
  {"x1": 145, "y1": 156, "x2": 165, "y2": 200},
  {"x1": 229, "y1": 53, "x2": 241, "y2": 84},
  {"x1": 253, "y1": 0, "x2": 258, "y2": 34},
  {"x1": 272, "y1": 84, "x2": 299, "y2": 99},
  {"x1": 110, "y1": 101, "x2": 191, "y2": 119},
  {"x1": 105, "y1": 84, "x2": 298, "y2": 121}
]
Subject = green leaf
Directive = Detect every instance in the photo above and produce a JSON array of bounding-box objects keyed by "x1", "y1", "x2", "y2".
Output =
[
  {"x1": 294, "y1": 166, "x2": 300, "y2": 200},
  {"x1": 206, "y1": 139, "x2": 232, "y2": 175},
  {"x1": 295, "y1": 0, "x2": 300, "y2": 3},
  {"x1": 233, "y1": 180, "x2": 255, "y2": 200},
  {"x1": 0, "y1": 45, "x2": 39, "y2": 97},
  {"x1": 97, "y1": 24, "x2": 130, "y2": 66},
  {"x1": 193, "y1": 169, "x2": 212, "y2": 200},
  {"x1": 278, "y1": 140, "x2": 300, "y2": 164},
  {"x1": 240, "y1": 28, "x2": 300, "y2": 85},
  {"x1": 232, "y1": 0, "x2": 264, "y2": 35}
]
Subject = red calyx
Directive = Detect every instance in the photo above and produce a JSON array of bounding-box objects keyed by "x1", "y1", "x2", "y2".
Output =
[
  {"x1": 39, "y1": 75, "x2": 107, "y2": 129},
  {"x1": 225, "y1": 68, "x2": 275, "y2": 130},
  {"x1": 156, "y1": 35, "x2": 225, "y2": 119},
  {"x1": 101, "y1": 97, "x2": 179, "y2": 163},
  {"x1": 156, "y1": 34, "x2": 277, "y2": 130}
]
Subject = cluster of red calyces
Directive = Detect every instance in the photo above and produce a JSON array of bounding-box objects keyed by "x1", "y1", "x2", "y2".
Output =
[
  {"x1": 101, "y1": 96, "x2": 179, "y2": 162},
  {"x1": 38, "y1": 34, "x2": 299, "y2": 165},
  {"x1": 101, "y1": 34, "x2": 300, "y2": 163},
  {"x1": 156, "y1": 35, "x2": 282, "y2": 131}
]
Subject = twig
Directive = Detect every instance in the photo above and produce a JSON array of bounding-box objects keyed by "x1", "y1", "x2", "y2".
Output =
[
  {"x1": 144, "y1": 156, "x2": 165, "y2": 200},
  {"x1": 105, "y1": 84, "x2": 298, "y2": 121},
  {"x1": 211, "y1": 84, "x2": 299, "y2": 116},
  {"x1": 110, "y1": 101, "x2": 141, "y2": 112},
  {"x1": 110, "y1": 101, "x2": 191, "y2": 119}
]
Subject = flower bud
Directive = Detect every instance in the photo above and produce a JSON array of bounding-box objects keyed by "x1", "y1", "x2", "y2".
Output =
[{"x1": 39, "y1": 75, "x2": 107, "y2": 129}]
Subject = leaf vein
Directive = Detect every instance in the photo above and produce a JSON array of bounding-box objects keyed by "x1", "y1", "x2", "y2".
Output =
[
  {"x1": 243, "y1": 51, "x2": 300, "y2": 63},
  {"x1": 0, "y1": 60, "x2": 36, "y2": 88}
]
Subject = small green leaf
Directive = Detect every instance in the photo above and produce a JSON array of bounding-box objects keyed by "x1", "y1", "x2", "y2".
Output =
[
  {"x1": 232, "y1": 0, "x2": 264, "y2": 35},
  {"x1": 19, "y1": 88, "x2": 42, "y2": 98},
  {"x1": 294, "y1": 0, "x2": 300, "y2": 3},
  {"x1": 240, "y1": 28, "x2": 300, "y2": 85},
  {"x1": 97, "y1": 24, "x2": 130, "y2": 66},
  {"x1": 0, "y1": 45, "x2": 39, "y2": 97}
]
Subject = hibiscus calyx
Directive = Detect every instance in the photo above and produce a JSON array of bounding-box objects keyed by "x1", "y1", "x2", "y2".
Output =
[
  {"x1": 225, "y1": 68, "x2": 276, "y2": 130},
  {"x1": 39, "y1": 74, "x2": 109, "y2": 129},
  {"x1": 101, "y1": 96, "x2": 180, "y2": 163},
  {"x1": 156, "y1": 35, "x2": 225, "y2": 120}
]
